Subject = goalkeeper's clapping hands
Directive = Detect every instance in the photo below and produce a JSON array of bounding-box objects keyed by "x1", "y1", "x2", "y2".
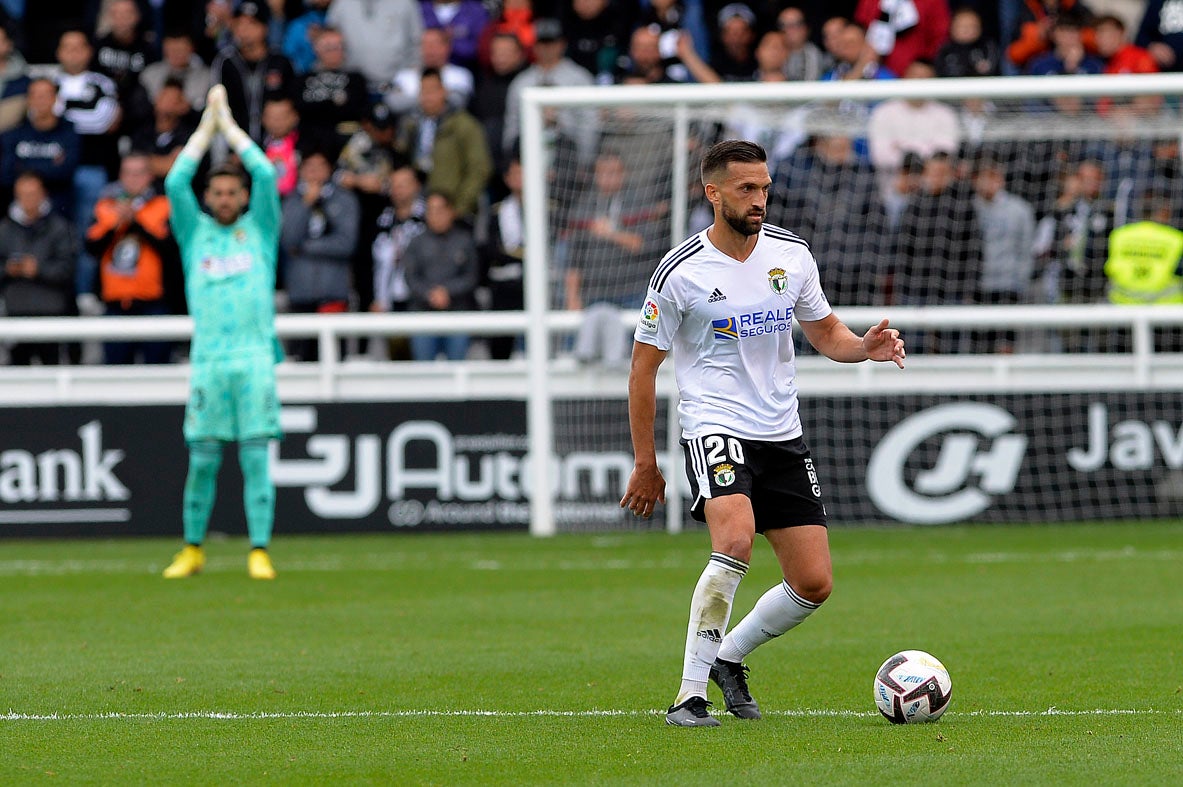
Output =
[
  {"x1": 207, "y1": 82, "x2": 253, "y2": 155},
  {"x1": 179, "y1": 85, "x2": 224, "y2": 159}
]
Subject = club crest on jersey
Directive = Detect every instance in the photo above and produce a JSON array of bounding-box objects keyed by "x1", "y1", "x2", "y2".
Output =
[
  {"x1": 768, "y1": 267, "x2": 788, "y2": 295},
  {"x1": 713, "y1": 463, "x2": 736, "y2": 486},
  {"x1": 639, "y1": 299, "x2": 659, "y2": 332},
  {"x1": 711, "y1": 317, "x2": 738, "y2": 341}
]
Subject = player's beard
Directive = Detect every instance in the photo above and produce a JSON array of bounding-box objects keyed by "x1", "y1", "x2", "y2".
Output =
[
  {"x1": 213, "y1": 206, "x2": 241, "y2": 225},
  {"x1": 721, "y1": 200, "x2": 764, "y2": 236}
]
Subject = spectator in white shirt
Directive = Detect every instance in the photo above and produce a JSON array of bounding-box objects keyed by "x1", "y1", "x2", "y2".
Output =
[{"x1": 867, "y1": 59, "x2": 959, "y2": 173}]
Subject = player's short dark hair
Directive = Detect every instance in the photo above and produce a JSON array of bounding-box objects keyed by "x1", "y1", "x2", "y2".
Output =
[
  {"x1": 700, "y1": 139, "x2": 767, "y2": 184},
  {"x1": 206, "y1": 162, "x2": 250, "y2": 189}
]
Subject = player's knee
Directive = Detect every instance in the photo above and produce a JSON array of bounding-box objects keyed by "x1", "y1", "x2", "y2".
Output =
[
  {"x1": 794, "y1": 573, "x2": 832, "y2": 605},
  {"x1": 713, "y1": 532, "x2": 755, "y2": 563},
  {"x1": 188, "y1": 442, "x2": 223, "y2": 480},
  {"x1": 238, "y1": 441, "x2": 269, "y2": 471}
]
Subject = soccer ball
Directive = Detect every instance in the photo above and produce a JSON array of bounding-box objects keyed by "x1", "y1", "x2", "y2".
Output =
[{"x1": 873, "y1": 650, "x2": 952, "y2": 724}]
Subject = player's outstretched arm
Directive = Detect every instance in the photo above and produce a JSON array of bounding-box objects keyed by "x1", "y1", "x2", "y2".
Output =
[
  {"x1": 164, "y1": 85, "x2": 221, "y2": 238},
  {"x1": 211, "y1": 83, "x2": 280, "y2": 232},
  {"x1": 177, "y1": 86, "x2": 221, "y2": 164},
  {"x1": 620, "y1": 341, "x2": 668, "y2": 518},
  {"x1": 800, "y1": 314, "x2": 906, "y2": 369}
]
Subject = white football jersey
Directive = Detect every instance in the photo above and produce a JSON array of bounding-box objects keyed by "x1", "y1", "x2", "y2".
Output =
[{"x1": 634, "y1": 224, "x2": 832, "y2": 441}]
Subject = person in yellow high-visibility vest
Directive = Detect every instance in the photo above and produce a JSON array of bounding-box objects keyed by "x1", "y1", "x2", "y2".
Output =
[
  {"x1": 1105, "y1": 197, "x2": 1183, "y2": 350},
  {"x1": 1105, "y1": 199, "x2": 1183, "y2": 305}
]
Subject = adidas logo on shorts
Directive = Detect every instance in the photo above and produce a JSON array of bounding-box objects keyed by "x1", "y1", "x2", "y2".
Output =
[{"x1": 707, "y1": 288, "x2": 727, "y2": 303}]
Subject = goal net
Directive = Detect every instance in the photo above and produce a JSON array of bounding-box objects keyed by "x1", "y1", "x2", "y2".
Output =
[{"x1": 519, "y1": 74, "x2": 1183, "y2": 533}]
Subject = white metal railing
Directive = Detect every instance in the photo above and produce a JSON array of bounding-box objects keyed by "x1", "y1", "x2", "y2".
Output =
[
  {"x1": 4, "y1": 304, "x2": 1183, "y2": 387},
  {"x1": 5, "y1": 303, "x2": 1183, "y2": 348}
]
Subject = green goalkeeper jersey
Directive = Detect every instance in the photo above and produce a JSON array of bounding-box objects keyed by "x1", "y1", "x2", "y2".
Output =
[{"x1": 164, "y1": 143, "x2": 281, "y2": 363}]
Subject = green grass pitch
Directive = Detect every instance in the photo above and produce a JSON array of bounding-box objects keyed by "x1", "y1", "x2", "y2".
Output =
[{"x1": 2, "y1": 523, "x2": 1181, "y2": 784}]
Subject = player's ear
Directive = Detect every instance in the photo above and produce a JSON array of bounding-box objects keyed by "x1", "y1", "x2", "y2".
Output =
[{"x1": 704, "y1": 182, "x2": 719, "y2": 204}]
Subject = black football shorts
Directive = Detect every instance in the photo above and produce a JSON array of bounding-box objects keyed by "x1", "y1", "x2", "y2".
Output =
[{"x1": 682, "y1": 433, "x2": 827, "y2": 532}]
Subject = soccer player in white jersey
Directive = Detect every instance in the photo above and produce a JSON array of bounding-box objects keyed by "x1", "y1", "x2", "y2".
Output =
[{"x1": 621, "y1": 140, "x2": 906, "y2": 727}]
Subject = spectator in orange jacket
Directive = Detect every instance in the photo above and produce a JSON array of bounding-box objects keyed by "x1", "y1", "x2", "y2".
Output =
[
  {"x1": 85, "y1": 151, "x2": 178, "y2": 364},
  {"x1": 1006, "y1": 0, "x2": 1095, "y2": 71}
]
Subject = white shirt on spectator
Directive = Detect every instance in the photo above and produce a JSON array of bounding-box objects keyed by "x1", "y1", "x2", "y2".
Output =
[
  {"x1": 385, "y1": 64, "x2": 474, "y2": 113},
  {"x1": 867, "y1": 98, "x2": 959, "y2": 171}
]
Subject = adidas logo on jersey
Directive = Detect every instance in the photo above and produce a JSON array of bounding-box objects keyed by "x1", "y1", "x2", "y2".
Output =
[{"x1": 707, "y1": 288, "x2": 727, "y2": 303}]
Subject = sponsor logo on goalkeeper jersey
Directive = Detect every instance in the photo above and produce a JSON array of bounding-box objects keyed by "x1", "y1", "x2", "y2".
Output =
[
  {"x1": 639, "y1": 299, "x2": 659, "y2": 332},
  {"x1": 201, "y1": 252, "x2": 253, "y2": 279},
  {"x1": 713, "y1": 307, "x2": 794, "y2": 340}
]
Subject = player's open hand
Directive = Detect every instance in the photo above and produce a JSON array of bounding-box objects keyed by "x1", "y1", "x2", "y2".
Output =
[
  {"x1": 620, "y1": 463, "x2": 666, "y2": 519},
  {"x1": 863, "y1": 318, "x2": 906, "y2": 369}
]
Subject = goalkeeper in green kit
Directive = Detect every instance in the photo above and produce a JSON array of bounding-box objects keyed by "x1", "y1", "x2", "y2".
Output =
[{"x1": 162, "y1": 85, "x2": 282, "y2": 580}]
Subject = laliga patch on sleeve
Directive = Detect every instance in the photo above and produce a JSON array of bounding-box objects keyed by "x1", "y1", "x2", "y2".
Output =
[{"x1": 639, "y1": 299, "x2": 660, "y2": 332}]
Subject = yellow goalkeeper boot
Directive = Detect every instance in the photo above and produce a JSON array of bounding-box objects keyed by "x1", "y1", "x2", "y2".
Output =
[
  {"x1": 162, "y1": 545, "x2": 205, "y2": 578},
  {"x1": 248, "y1": 548, "x2": 276, "y2": 580}
]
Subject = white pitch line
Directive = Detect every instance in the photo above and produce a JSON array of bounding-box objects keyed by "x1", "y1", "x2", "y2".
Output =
[
  {"x1": 2, "y1": 547, "x2": 1181, "y2": 577},
  {"x1": 3, "y1": 708, "x2": 1179, "y2": 722}
]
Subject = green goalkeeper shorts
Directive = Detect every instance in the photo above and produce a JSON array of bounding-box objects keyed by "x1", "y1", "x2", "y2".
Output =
[{"x1": 183, "y1": 355, "x2": 281, "y2": 443}]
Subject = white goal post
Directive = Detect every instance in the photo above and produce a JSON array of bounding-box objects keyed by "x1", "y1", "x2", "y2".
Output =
[{"x1": 519, "y1": 73, "x2": 1183, "y2": 536}]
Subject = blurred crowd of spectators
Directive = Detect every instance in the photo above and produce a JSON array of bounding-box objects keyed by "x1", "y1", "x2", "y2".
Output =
[{"x1": 0, "y1": 0, "x2": 1177, "y2": 365}]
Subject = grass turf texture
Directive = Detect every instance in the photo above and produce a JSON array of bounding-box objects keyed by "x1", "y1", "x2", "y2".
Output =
[{"x1": 2, "y1": 523, "x2": 1181, "y2": 784}]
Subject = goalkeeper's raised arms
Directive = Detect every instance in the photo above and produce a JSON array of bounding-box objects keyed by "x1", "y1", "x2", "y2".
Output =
[
  {"x1": 178, "y1": 85, "x2": 222, "y2": 161},
  {"x1": 209, "y1": 83, "x2": 254, "y2": 156},
  {"x1": 177, "y1": 84, "x2": 255, "y2": 160}
]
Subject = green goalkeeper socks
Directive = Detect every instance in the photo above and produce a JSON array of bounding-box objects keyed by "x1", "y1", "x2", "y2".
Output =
[
  {"x1": 239, "y1": 439, "x2": 275, "y2": 550},
  {"x1": 182, "y1": 441, "x2": 223, "y2": 546}
]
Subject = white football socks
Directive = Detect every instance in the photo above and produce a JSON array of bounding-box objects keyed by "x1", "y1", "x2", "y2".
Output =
[
  {"x1": 674, "y1": 552, "x2": 748, "y2": 705},
  {"x1": 716, "y1": 579, "x2": 822, "y2": 664}
]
